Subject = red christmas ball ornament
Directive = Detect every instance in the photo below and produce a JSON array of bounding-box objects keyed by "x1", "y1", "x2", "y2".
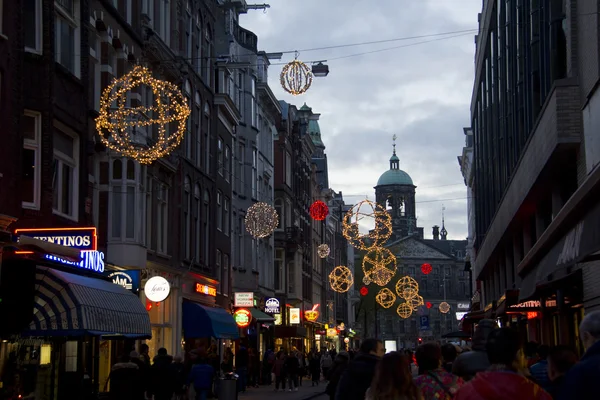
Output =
[
  {"x1": 310, "y1": 200, "x2": 329, "y2": 221},
  {"x1": 360, "y1": 286, "x2": 369, "y2": 296},
  {"x1": 426, "y1": 302, "x2": 432, "y2": 309},
  {"x1": 421, "y1": 263, "x2": 433, "y2": 275}
]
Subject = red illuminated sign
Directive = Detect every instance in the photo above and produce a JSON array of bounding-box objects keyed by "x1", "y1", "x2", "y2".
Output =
[
  {"x1": 195, "y1": 283, "x2": 217, "y2": 297},
  {"x1": 234, "y1": 309, "x2": 251, "y2": 328}
]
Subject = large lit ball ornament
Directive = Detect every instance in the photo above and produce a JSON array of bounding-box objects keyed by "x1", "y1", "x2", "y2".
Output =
[
  {"x1": 309, "y1": 200, "x2": 329, "y2": 221},
  {"x1": 280, "y1": 59, "x2": 313, "y2": 96},
  {"x1": 245, "y1": 202, "x2": 279, "y2": 239},
  {"x1": 408, "y1": 295, "x2": 424, "y2": 311},
  {"x1": 96, "y1": 65, "x2": 191, "y2": 164},
  {"x1": 421, "y1": 263, "x2": 433, "y2": 275},
  {"x1": 375, "y1": 288, "x2": 396, "y2": 309},
  {"x1": 342, "y1": 200, "x2": 392, "y2": 250},
  {"x1": 359, "y1": 286, "x2": 369, "y2": 296},
  {"x1": 395, "y1": 276, "x2": 419, "y2": 300},
  {"x1": 317, "y1": 244, "x2": 330, "y2": 259},
  {"x1": 396, "y1": 302, "x2": 413, "y2": 319},
  {"x1": 362, "y1": 247, "x2": 397, "y2": 286},
  {"x1": 439, "y1": 301, "x2": 451, "y2": 314},
  {"x1": 329, "y1": 266, "x2": 354, "y2": 293}
]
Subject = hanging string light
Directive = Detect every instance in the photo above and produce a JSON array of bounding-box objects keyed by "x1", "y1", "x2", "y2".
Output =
[
  {"x1": 362, "y1": 246, "x2": 397, "y2": 286},
  {"x1": 317, "y1": 244, "x2": 330, "y2": 258},
  {"x1": 395, "y1": 276, "x2": 419, "y2": 300},
  {"x1": 329, "y1": 266, "x2": 354, "y2": 293},
  {"x1": 96, "y1": 65, "x2": 191, "y2": 164},
  {"x1": 309, "y1": 200, "x2": 329, "y2": 221},
  {"x1": 342, "y1": 200, "x2": 392, "y2": 250},
  {"x1": 280, "y1": 56, "x2": 313, "y2": 96},
  {"x1": 375, "y1": 288, "x2": 396, "y2": 309},
  {"x1": 245, "y1": 202, "x2": 279, "y2": 239},
  {"x1": 439, "y1": 301, "x2": 451, "y2": 314},
  {"x1": 396, "y1": 302, "x2": 413, "y2": 319}
]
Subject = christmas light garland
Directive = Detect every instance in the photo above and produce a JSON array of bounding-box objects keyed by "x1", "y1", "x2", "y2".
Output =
[
  {"x1": 396, "y1": 302, "x2": 413, "y2": 319},
  {"x1": 375, "y1": 288, "x2": 396, "y2": 309},
  {"x1": 395, "y1": 276, "x2": 419, "y2": 300},
  {"x1": 342, "y1": 200, "x2": 392, "y2": 250},
  {"x1": 409, "y1": 294, "x2": 424, "y2": 311},
  {"x1": 362, "y1": 246, "x2": 397, "y2": 286},
  {"x1": 329, "y1": 266, "x2": 354, "y2": 293},
  {"x1": 317, "y1": 244, "x2": 330, "y2": 259},
  {"x1": 310, "y1": 200, "x2": 329, "y2": 221},
  {"x1": 96, "y1": 65, "x2": 190, "y2": 164},
  {"x1": 280, "y1": 59, "x2": 313, "y2": 96},
  {"x1": 245, "y1": 202, "x2": 279, "y2": 239},
  {"x1": 439, "y1": 301, "x2": 451, "y2": 314}
]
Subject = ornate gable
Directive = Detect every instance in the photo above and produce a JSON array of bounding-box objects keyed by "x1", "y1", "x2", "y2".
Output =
[{"x1": 387, "y1": 237, "x2": 454, "y2": 260}]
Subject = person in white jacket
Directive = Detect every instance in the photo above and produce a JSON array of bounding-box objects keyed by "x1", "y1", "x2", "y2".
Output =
[{"x1": 321, "y1": 352, "x2": 333, "y2": 381}]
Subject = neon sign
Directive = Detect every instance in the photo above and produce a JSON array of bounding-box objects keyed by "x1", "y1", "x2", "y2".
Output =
[
  {"x1": 195, "y1": 283, "x2": 217, "y2": 297},
  {"x1": 304, "y1": 304, "x2": 320, "y2": 322},
  {"x1": 234, "y1": 309, "x2": 251, "y2": 328},
  {"x1": 45, "y1": 251, "x2": 105, "y2": 273}
]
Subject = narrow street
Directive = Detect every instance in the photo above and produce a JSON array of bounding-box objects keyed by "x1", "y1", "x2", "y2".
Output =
[{"x1": 236, "y1": 380, "x2": 327, "y2": 400}]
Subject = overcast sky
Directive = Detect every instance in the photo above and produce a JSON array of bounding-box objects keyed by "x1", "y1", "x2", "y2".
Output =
[{"x1": 241, "y1": 0, "x2": 481, "y2": 241}]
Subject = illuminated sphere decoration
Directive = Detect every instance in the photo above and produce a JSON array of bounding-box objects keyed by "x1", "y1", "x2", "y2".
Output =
[
  {"x1": 342, "y1": 200, "x2": 392, "y2": 251},
  {"x1": 396, "y1": 302, "x2": 413, "y2": 319},
  {"x1": 245, "y1": 202, "x2": 279, "y2": 239},
  {"x1": 439, "y1": 301, "x2": 451, "y2": 314},
  {"x1": 363, "y1": 275, "x2": 372, "y2": 285},
  {"x1": 96, "y1": 65, "x2": 191, "y2": 164},
  {"x1": 375, "y1": 288, "x2": 396, "y2": 309},
  {"x1": 362, "y1": 246, "x2": 397, "y2": 287},
  {"x1": 421, "y1": 263, "x2": 433, "y2": 275},
  {"x1": 329, "y1": 266, "x2": 354, "y2": 293},
  {"x1": 409, "y1": 295, "x2": 424, "y2": 311},
  {"x1": 309, "y1": 200, "x2": 329, "y2": 221},
  {"x1": 359, "y1": 286, "x2": 369, "y2": 296},
  {"x1": 395, "y1": 276, "x2": 420, "y2": 300},
  {"x1": 280, "y1": 59, "x2": 313, "y2": 96},
  {"x1": 317, "y1": 244, "x2": 330, "y2": 259},
  {"x1": 426, "y1": 301, "x2": 433, "y2": 309}
]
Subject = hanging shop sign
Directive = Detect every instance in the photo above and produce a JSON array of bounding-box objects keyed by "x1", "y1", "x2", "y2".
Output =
[
  {"x1": 274, "y1": 314, "x2": 283, "y2": 325},
  {"x1": 106, "y1": 270, "x2": 140, "y2": 293},
  {"x1": 326, "y1": 328, "x2": 338, "y2": 338},
  {"x1": 234, "y1": 308, "x2": 252, "y2": 328},
  {"x1": 457, "y1": 302, "x2": 470, "y2": 310},
  {"x1": 15, "y1": 227, "x2": 106, "y2": 273},
  {"x1": 289, "y1": 308, "x2": 301, "y2": 325},
  {"x1": 195, "y1": 283, "x2": 217, "y2": 297},
  {"x1": 264, "y1": 298, "x2": 280, "y2": 314},
  {"x1": 144, "y1": 276, "x2": 171, "y2": 302},
  {"x1": 304, "y1": 304, "x2": 320, "y2": 322},
  {"x1": 234, "y1": 292, "x2": 254, "y2": 307},
  {"x1": 456, "y1": 311, "x2": 468, "y2": 320}
]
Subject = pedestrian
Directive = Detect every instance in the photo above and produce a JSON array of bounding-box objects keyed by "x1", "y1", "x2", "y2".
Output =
[
  {"x1": 128, "y1": 351, "x2": 149, "y2": 396},
  {"x1": 546, "y1": 345, "x2": 577, "y2": 399},
  {"x1": 272, "y1": 351, "x2": 287, "y2": 392},
  {"x1": 296, "y1": 351, "x2": 306, "y2": 385},
  {"x1": 334, "y1": 338, "x2": 385, "y2": 400},
  {"x1": 365, "y1": 351, "x2": 422, "y2": 400},
  {"x1": 263, "y1": 348, "x2": 275, "y2": 385},
  {"x1": 309, "y1": 352, "x2": 321, "y2": 386},
  {"x1": 139, "y1": 344, "x2": 151, "y2": 369},
  {"x1": 106, "y1": 354, "x2": 144, "y2": 400},
  {"x1": 529, "y1": 345, "x2": 550, "y2": 390},
  {"x1": 440, "y1": 344, "x2": 457, "y2": 373},
  {"x1": 285, "y1": 350, "x2": 300, "y2": 391},
  {"x1": 147, "y1": 348, "x2": 177, "y2": 400},
  {"x1": 558, "y1": 310, "x2": 600, "y2": 400},
  {"x1": 454, "y1": 328, "x2": 551, "y2": 400},
  {"x1": 187, "y1": 357, "x2": 215, "y2": 400},
  {"x1": 325, "y1": 351, "x2": 350, "y2": 400},
  {"x1": 321, "y1": 350, "x2": 333, "y2": 381},
  {"x1": 247, "y1": 347, "x2": 259, "y2": 388},
  {"x1": 414, "y1": 342, "x2": 464, "y2": 399},
  {"x1": 236, "y1": 344, "x2": 249, "y2": 393},
  {"x1": 171, "y1": 354, "x2": 186, "y2": 400},
  {"x1": 452, "y1": 319, "x2": 497, "y2": 381}
]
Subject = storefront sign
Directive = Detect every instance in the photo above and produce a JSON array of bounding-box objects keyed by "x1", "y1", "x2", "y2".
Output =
[
  {"x1": 304, "y1": 304, "x2": 320, "y2": 322},
  {"x1": 15, "y1": 227, "x2": 98, "y2": 251},
  {"x1": 234, "y1": 308, "x2": 251, "y2": 328},
  {"x1": 234, "y1": 292, "x2": 254, "y2": 307},
  {"x1": 326, "y1": 328, "x2": 337, "y2": 338},
  {"x1": 144, "y1": 276, "x2": 171, "y2": 302},
  {"x1": 274, "y1": 314, "x2": 282, "y2": 325},
  {"x1": 195, "y1": 283, "x2": 217, "y2": 297},
  {"x1": 456, "y1": 311, "x2": 467, "y2": 320},
  {"x1": 344, "y1": 337, "x2": 350, "y2": 344},
  {"x1": 45, "y1": 251, "x2": 105, "y2": 273},
  {"x1": 107, "y1": 270, "x2": 140, "y2": 292},
  {"x1": 457, "y1": 302, "x2": 470, "y2": 310},
  {"x1": 419, "y1": 315, "x2": 430, "y2": 331},
  {"x1": 289, "y1": 308, "x2": 300, "y2": 325},
  {"x1": 264, "y1": 297, "x2": 280, "y2": 314}
]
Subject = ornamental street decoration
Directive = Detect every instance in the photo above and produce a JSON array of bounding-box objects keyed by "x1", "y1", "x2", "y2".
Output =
[
  {"x1": 362, "y1": 246, "x2": 397, "y2": 287},
  {"x1": 317, "y1": 244, "x2": 330, "y2": 259},
  {"x1": 375, "y1": 288, "x2": 396, "y2": 309},
  {"x1": 245, "y1": 202, "x2": 279, "y2": 239},
  {"x1": 329, "y1": 266, "x2": 354, "y2": 293},
  {"x1": 309, "y1": 200, "x2": 329, "y2": 221},
  {"x1": 342, "y1": 200, "x2": 392, "y2": 251},
  {"x1": 280, "y1": 58, "x2": 313, "y2": 96}
]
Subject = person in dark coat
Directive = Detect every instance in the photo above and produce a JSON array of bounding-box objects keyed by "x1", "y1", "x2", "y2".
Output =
[
  {"x1": 334, "y1": 338, "x2": 384, "y2": 400},
  {"x1": 188, "y1": 358, "x2": 215, "y2": 400},
  {"x1": 107, "y1": 354, "x2": 144, "y2": 400},
  {"x1": 452, "y1": 319, "x2": 498, "y2": 381},
  {"x1": 128, "y1": 351, "x2": 148, "y2": 397},
  {"x1": 170, "y1": 354, "x2": 186, "y2": 399},
  {"x1": 558, "y1": 310, "x2": 600, "y2": 400},
  {"x1": 308, "y1": 352, "x2": 321, "y2": 386},
  {"x1": 285, "y1": 351, "x2": 300, "y2": 391},
  {"x1": 236, "y1": 345, "x2": 249, "y2": 392},
  {"x1": 147, "y1": 348, "x2": 177, "y2": 400},
  {"x1": 139, "y1": 344, "x2": 151, "y2": 369},
  {"x1": 546, "y1": 345, "x2": 577, "y2": 399},
  {"x1": 441, "y1": 343, "x2": 458, "y2": 373},
  {"x1": 325, "y1": 351, "x2": 350, "y2": 400}
]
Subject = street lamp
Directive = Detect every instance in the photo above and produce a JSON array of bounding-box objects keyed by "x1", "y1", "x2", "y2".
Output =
[{"x1": 312, "y1": 62, "x2": 330, "y2": 77}]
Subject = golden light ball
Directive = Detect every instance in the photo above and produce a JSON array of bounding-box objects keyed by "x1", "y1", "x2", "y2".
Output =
[
  {"x1": 280, "y1": 59, "x2": 313, "y2": 96},
  {"x1": 342, "y1": 200, "x2": 392, "y2": 251},
  {"x1": 317, "y1": 244, "x2": 330, "y2": 259},
  {"x1": 396, "y1": 302, "x2": 413, "y2": 319},
  {"x1": 395, "y1": 276, "x2": 419, "y2": 300},
  {"x1": 362, "y1": 246, "x2": 397, "y2": 286},
  {"x1": 375, "y1": 288, "x2": 396, "y2": 309},
  {"x1": 439, "y1": 301, "x2": 451, "y2": 314},
  {"x1": 329, "y1": 266, "x2": 354, "y2": 293}
]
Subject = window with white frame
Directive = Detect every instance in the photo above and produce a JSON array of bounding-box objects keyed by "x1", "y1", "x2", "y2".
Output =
[
  {"x1": 223, "y1": 197, "x2": 229, "y2": 236},
  {"x1": 250, "y1": 77, "x2": 257, "y2": 127},
  {"x1": 22, "y1": 111, "x2": 42, "y2": 209},
  {"x1": 55, "y1": 0, "x2": 80, "y2": 77},
  {"x1": 215, "y1": 249, "x2": 222, "y2": 293},
  {"x1": 183, "y1": 80, "x2": 192, "y2": 159},
  {"x1": 110, "y1": 159, "x2": 138, "y2": 240},
  {"x1": 274, "y1": 248, "x2": 284, "y2": 291},
  {"x1": 252, "y1": 148, "x2": 257, "y2": 198},
  {"x1": 285, "y1": 199, "x2": 292, "y2": 228},
  {"x1": 154, "y1": 0, "x2": 170, "y2": 45},
  {"x1": 145, "y1": 175, "x2": 153, "y2": 248},
  {"x1": 24, "y1": 0, "x2": 42, "y2": 52},
  {"x1": 157, "y1": 184, "x2": 168, "y2": 254},
  {"x1": 224, "y1": 145, "x2": 230, "y2": 182},
  {"x1": 194, "y1": 184, "x2": 201, "y2": 262},
  {"x1": 195, "y1": 92, "x2": 201, "y2": 166},
  {"x1": 204, "y1": 26, "x2": 212, "y2": 87},
  {"x1": 184, "y1": 176, "x2": 191, "y2": 260},
  {"x1": 223, "y1": 254, "x2": 229, "y2": 296},
  {"x1": 203, "y1": 190, "x2": 210, "y2": 263},
  {"x1": 237, "y1": 71, "x2": 244, "y2": 117},
  {"x1": 217, "y1": 138, "x2": 223, "y2": 176},
  {"x1": 274, "y1": 199, "x2": 283, "y2": 230},
  {"x1": 216, "y1": 191, "x2": 222, "y2": 232},
  {"x1": 204, "y1": 103, "x2": 211, "y2": 173},
  {"x1": 52, "y1": 125, "x2": 79, "y2": 220}
]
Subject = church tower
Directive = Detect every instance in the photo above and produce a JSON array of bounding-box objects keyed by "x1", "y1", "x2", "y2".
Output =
[{"x1": 375, "y1": 135, "x2": 418, "y2": 240}]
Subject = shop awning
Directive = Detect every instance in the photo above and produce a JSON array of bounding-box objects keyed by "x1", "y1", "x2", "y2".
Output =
[
  {"x1": 23, "y1": 266, "x2": 151, "y2": 338},
  {"x1": 182, "y1": 301, "x2": 239, "y2": 339},
  {"x1": 249, "y1": 308, "x2": 275, "y2": 322}
]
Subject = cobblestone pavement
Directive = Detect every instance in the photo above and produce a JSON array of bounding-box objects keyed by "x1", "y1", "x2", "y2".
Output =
[{"x1": 236, "y1": 378, "x2": 327, "y2": 400}]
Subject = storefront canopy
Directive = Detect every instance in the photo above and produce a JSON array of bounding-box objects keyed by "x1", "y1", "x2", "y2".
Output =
[
  {"x1": 182, "y1": 301, "x2": 240, "y2": 339},
  {"x1": 23, "y1": 266, "x2": 151, "y2": 338},
  {"x1": 249, "y1": 308, "x2": 275, "y2": 322}
]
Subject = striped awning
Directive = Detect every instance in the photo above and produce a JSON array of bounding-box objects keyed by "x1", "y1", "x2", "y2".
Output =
[{"x1": 23, "y1": 266, "x2": 151, "y2": 338}]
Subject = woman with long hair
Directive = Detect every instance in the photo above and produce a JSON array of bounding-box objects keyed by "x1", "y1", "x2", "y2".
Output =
[{"x1": 366, "y1": 351, "x2": 422, "y2": 400}]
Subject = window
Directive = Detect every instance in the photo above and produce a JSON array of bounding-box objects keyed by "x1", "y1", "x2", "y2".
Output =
[
  {"x1": 194, "y1": 184, "x2": 201, "y2": 262},
  {"x1": 145, "y1": 176, "x2": 153, "y2": 248},
  {"x1": 252, "y1": 148, "x2": 257, "y2": 198},
  {"x1": 237, "y1": 143, "x2": 245, "y2": 195},
  {"x1": 65, "y1": 341, "x2": 78, "y2": 372},
  {"x1": 203, "y1": 190, "x2": 210, "y2": 262},
  {"x1": 24, "y1": 0, "x2": 42, "y2": 52},
  {"x1": 154, "y1": 0, "x2": 170, "y2": 44},
  {"x1": 216, "y1": 191, "x2": 222, "y2": 231},
  {"x1": 274, "y1": 199, "x2": 283, "y2": 229},
  {"x1": 55, "y1": 0, "x2": 80, "y2": 76},
  {"x1": 110, "y1": 159, "x2": 137, "y2": 240},
  {"x1": 217, "y1": 138, "x2": 223, "y2": 175},
  {"x1": 237, "y1": 215, "x2": 244, "y2": 265},
  {"x1": 89, "y1": 31, "x2": 101, "y2": 110},
  {"x1": 194, "y1": 11, "x2": 202, "y2": 75},
  {"x1": 250, "y1": 77, "x2": 257, "y2": 127},
  {"x1": 275, "y1": 249, "x2": 284, "y2": 291},
  {"x1": 288, "y1": 261, "x2": 295, "y2": 294},
  {"x1": 195, "y1": 92, "x2": 201, "y2": 167},
  {"x1": 183, "y1": 81, "x2": 192, "y2": 159},
  {"x1": 216, "y1": 249, "x2": 222, "y2": 293},
  {"x1": 22, "y1": 111, "x2": 41, "y2": 209},
  {"x1": 184, "y1": 176, "x2": 191, "y2": 260},
  {"x1": 223, "y1": 197, "x2": 229, "y2": 236},
  {"x1": 223, "y1": 254, "x2": 229, "y2": 296},
  {"x1": 224, "y1": 145, "x2": 231, "y2": 182},
  {"x1": 185, "y1": 1, "x2": 192, "y2": 59},
  {"x1": 204, "y1": 26, "x2": 212, "y2": 87},
  {"x1": 52, "y1": 126, "x2": 79, "y2": 220},
  {"x1": 285, "y1": 151, "x2": 292, "y2": 187},
  {"x1": 204, "y1": 103, "x2": 211, "y2": 173},
  {"x1": 157, "y1": 184, "x2": 168, "y2": 254}
]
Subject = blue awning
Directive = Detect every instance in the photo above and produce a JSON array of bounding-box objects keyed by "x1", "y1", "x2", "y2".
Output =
[
  {"x1": 22, "y1": 266, "x2": 151, "y2": 338},
  {"x1": 182, "y1": 301, "x2": 239, "y2": 339}
]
